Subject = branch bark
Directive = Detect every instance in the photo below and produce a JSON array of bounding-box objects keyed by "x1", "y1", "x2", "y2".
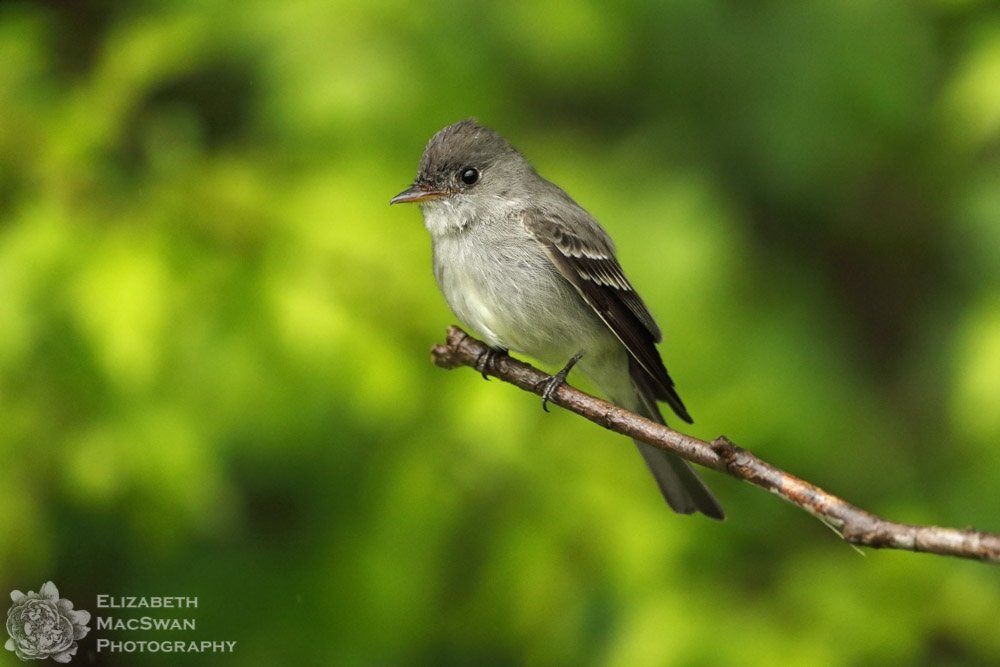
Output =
[{"x1": 431, "y1": 326, "x2": 1000, "y2": 564}]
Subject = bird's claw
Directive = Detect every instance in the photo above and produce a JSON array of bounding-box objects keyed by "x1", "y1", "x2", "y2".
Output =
[
  {"x1": 475, "y1": 347, "x2": 507, "y2": 380},
  {"x1": 537, "y1": 351, "x2": 584, "y2": 412}
]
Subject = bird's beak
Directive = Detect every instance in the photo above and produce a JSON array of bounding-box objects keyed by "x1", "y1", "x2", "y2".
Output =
[{"x1": 390, "y1": 183, "x2": 447, "y2": 205}]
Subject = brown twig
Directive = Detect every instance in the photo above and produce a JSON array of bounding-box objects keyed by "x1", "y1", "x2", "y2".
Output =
[{"x1": 431, "y1": 326, "x2": 1000, "y2": 564}]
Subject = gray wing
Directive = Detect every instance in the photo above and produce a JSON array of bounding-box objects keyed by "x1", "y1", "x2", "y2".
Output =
[{"x1": 522, "y1": 207, "x2": 693, "y2": 423}]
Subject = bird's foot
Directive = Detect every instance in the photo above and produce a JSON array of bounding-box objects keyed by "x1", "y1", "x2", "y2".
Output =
[
  {"x1": 537, "y1": 351, "x2": 585, "y2": 412},
  {"x1": 475, "y1": 347, "x2": 508, "y2": 380}
]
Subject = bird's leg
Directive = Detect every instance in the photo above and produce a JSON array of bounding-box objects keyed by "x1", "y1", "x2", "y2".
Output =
[
  {"x1": 475, "y1": 346, "x2": 508, "y2": 380},
  {"x1": 538, "y1": 351, "x2": 585, "y2": 413}
]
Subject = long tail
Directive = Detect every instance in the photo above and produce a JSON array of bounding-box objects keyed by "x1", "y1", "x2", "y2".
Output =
[
  {"x1": 629, "y1": 371, "x2": 724, "y2": 520},
  {"x1": 633, "y1": 440, "x2": 724, "y2": 518}
]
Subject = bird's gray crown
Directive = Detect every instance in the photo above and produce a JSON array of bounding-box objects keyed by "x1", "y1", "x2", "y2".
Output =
[{"x1": 415, "y1": 119, "x2": 527, "y2": 191}]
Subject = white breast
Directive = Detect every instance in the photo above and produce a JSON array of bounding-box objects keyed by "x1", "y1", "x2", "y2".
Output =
[{"x1": 422, "y1": 196, "x2": 608, "y2": 363}]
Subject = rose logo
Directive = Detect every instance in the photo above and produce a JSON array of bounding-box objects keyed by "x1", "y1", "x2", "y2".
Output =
[{"x1": 5, "y1": 582, "x2": 90, "y2": 663}]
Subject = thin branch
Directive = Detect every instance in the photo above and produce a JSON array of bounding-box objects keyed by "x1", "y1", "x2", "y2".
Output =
[{"x1": 431, "y1": 326, "x2": 1000, "y2": 564}]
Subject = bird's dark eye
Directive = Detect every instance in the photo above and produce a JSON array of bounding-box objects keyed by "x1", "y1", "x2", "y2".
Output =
[{"x1": 460, "y1": 168, "x2": 479, "y2": 185}]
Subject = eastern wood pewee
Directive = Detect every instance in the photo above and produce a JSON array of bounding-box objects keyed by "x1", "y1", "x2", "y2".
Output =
[{"x1": 392, "y1": 119, "x2": 723, "y2": 520}]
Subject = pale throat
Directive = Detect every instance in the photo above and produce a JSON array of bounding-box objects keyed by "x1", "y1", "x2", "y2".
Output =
[
  {"x1": 420, "y1": 194, "x2": 525, "y2": 238},
  {"x1": 420, "y1": 197, "x2": 479, "y2": 237}
]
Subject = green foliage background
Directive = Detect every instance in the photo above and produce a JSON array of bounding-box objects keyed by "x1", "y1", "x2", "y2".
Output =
[{"x1": 2, "y1": 1, "x2": 1000, "y2": 665}]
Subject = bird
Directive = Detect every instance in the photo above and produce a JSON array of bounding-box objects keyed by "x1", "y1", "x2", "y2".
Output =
[{"x1": 391, "y1": 119, "x2": 723, "y2": 519}]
